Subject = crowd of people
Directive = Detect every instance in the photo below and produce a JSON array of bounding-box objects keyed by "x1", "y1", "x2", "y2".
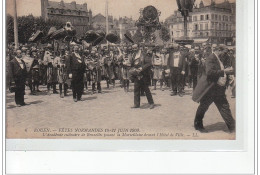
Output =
[
  {"x1": 7, "y1": 41, "x2": 236, "y2": 132},
  {"x1": 7, "y1": 42, "x2": 236, "y2": 103}
]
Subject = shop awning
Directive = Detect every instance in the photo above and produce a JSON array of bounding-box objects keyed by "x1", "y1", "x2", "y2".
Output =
[{"x1": 193, "y1": 38, "x2": 209, "y2": 44}]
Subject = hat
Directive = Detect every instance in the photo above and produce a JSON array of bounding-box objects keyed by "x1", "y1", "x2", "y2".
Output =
[
  {"x1": 132, "y1": 44, "x2": 138, "y2": 49},
  {"x1": 186, "y1": 45, "x2": 192, "y2": 49},
  {"x1": 212, "y1": 44, "x2": 217, "y2": 48},
  {"x1": 21, "y1": 47, "x2": 28, "y2": 51}
]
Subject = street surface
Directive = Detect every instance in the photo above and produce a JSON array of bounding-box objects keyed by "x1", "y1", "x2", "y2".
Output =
[{"x1": 6, "y1": 81, "x2": 236, "y2": 140}]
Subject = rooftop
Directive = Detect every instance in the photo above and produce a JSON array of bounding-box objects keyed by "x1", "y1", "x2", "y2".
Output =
[{"x1": 47, "y1": 0, "x2": 89, "y2": 12}]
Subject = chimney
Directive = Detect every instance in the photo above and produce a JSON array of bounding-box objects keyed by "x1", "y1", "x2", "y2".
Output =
[
  {"x1": 71, "y1": 1, "x2": 76, "y2": 9},
  {"x1": 60, "y1": 0, "x2": 65, "y2": 7},
  {"x1": 199, "y1": 0, "x2": 204, "y2": 8},
  {"x1": 83, "y1": 2, "x2": 88, "y2": 11}
]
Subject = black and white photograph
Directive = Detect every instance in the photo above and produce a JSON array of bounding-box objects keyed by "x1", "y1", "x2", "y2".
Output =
[{"x1": 5, "y1": 0, "x2": 237, "y2": 140}]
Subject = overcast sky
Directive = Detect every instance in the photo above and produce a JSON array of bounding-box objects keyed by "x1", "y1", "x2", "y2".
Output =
[{"x1": 6, "y1": 0, "x2": 236, "y2": 21}]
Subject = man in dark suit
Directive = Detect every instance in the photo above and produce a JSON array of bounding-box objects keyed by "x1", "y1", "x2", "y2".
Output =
[
  {"x1": 131, "y1": 48, "x2": 154, "y2": 109},
  {"x1": 168, "y1": 44, "x2": 187, "y2": 97},
  {"x1": 10, "y1": 50, "x2": 28, "y2": 107},
  {"x1": 68, "y1": 46, "x2": 86, "y2": 102},
  {"x1": 193, "y1": 45, "x2": 235, "y2": 133}
]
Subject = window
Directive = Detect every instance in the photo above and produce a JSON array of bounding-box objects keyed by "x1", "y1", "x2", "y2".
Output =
[
  {"x1": 219, "y1": 15, "x2": 221, "y2": 21},
  {"x1": 200, "y1": 24, "x2": 203, "y2": 30},
  {"x1": 205, "y1": 23, "x2": 208, "y2": 30},
  {"x1": 211, "y1": 22, "x2": 214, "y2": 29},
  {"x1": 200, "y1": 32, "x2": 203, "y2": 36},
  {"x1": 200, "y1": 15, "x2": 204, "y2": 20},
  {"x1": 211, "y1": 14, "x2": 214, "y2": 20},
  {"x1": 193, "y1": 16, "x2": 197, "y2": 21},
  {"x1": 206, "y1": 14, "x2": 209, "y2": 20},
  {"x1": 229, "y1": 16, "x2": 232, "y2": 21},
  {"x1": 189, "y1": 16, "x2": 192, "y2": 21},
  {"x1": 194, "y1": 24, "x2": 198, "y2": 30},
  {"x1": 172, "y1": 31, "x2": 173, "y2": 35},
  {"x1": 206, "y1": 32, "x2": 209, "y2": 36},
  {"x1": 219, "y1": 23, "x2": 221, "y2": 30},
  {"x1": 215, "y1": 14, "x2": 218, "y2": 20}
]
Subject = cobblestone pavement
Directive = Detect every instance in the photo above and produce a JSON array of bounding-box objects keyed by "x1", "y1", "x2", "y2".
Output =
[{"x1": 6, "y1": 81, "x2": 236, "y2": 140}]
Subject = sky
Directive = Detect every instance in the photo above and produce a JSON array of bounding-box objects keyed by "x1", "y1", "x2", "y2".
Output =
[{"x1": 6, "y1": 0, "x2": 236, "y2": 21}]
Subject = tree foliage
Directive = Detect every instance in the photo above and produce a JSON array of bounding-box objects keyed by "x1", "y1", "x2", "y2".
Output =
[{"x1": 6, "y1": 14, "x2": 63, "y2": 44}]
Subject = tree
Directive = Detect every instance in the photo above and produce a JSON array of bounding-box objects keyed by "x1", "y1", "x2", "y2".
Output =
[{"x1": 6, "y1": 14, "x2": 63, "y2": 44}]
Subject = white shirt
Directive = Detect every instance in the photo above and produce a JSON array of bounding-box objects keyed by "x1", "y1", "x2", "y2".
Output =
[
  {"x1": 173, "y1": 52, "x2": 180, "y2": 67},
  {"x1": 16, "y1": 57, "x2": 24, "y2": 69}
]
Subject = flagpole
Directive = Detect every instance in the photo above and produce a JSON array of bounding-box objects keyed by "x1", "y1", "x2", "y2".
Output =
[
  {"x1": 13, "y1": 0, "x2": 19, "y2": 50},
  {"x1": 105, "y1": 0, "x2": 109, "y2": 46}
]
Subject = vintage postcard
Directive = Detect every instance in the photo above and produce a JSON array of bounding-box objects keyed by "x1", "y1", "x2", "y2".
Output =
[{"x1": 6, "y1": 0, "x2": 237, "y2": 141}]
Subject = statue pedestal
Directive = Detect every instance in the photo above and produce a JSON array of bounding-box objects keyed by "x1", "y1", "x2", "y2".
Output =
[{"x1": 175, "y1": 37, "x2": 194, "y2": 46}]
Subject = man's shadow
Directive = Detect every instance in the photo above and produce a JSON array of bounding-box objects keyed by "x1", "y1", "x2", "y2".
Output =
[
  {"x1": 80, "y1": 96, "x2": 97, "y2": 101},
  {"x1": 140, "y1": 104, "x2": 161, "y2": 109},
  {"x1": 204, "y1": 122, "x2": 230, "y2": 133},
  {"x1": 7, "y1": 100, "x2": 43, "y2": 109}
]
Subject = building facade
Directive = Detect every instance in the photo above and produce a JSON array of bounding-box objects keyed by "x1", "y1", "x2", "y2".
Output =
[
  {"x1": 165, "y1": 0, "x2": 236, "y2": 44},
  {"x1": 92, "y1": 13, "x2": 115, "y2": 31},
  {"x1": 41, "y1": 0, "x2": 93, "y2": 36}
]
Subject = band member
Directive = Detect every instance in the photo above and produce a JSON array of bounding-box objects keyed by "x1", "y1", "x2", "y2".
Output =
[
  {"x1": 122, "y1": 46, "x2": 132, "y2": 92},
  {"x1": 94, "y1": 50, "x2": 102, "y2": 93},
  {"x1": 31, "y1": 50, "x2": 41, "y2": 93},
  {"x1": 46, "y1": 51, "x2": 58, "y2": 95},
  {"x1": 108, "y1": 50, "x2": 116, "y2": 88},
  {"x1": 10, "y1": 50, "x2": 27, "y2": 107},
  {"x1": 102, "y1": 49, "x2": 111, "y2": 88},
  {"x1": 84, "y1": 50, "x2": 92, "y2": 93},
  {"x1": 68, "y1": 46, "x2": 86, "y2": 102},
  {"x1": 193, "y1": 45, "x2": 235, "y2": 133},
  {"x1": 22, "y1": 49, "x2": 35, "y2": 95},
  {"x1": 168, "y1": 44, "x2": 186, "y2": 97},
  {"x1": 57, "y1": 50, "x2": 69, "y2": 98},
  {"x1": 152, "y1": 46, "x2": 164, "y2": 90},
  {"x1": 131, "y1": 48, "x2": 154, "y2": 109}
]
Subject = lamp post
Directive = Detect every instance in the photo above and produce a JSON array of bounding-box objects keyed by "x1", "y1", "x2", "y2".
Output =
[
  {"x1": 13, "y1": 0, "x2": 19, "y2": 49},
  {"x1": 175, "y1": 0, "x2": 196, "y2": 45}
]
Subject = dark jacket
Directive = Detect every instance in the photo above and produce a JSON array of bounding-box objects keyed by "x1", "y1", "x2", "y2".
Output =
[
  {"x1": 168, "y1": 51, "x2": 186, "y2": 71},
  {"x1": 10, "y1": 58, "x2": 27, "y2": 82},
  {"x1": 192, "y1": 53, "x2": 226, "y2": 102},
  {"x1": 68, "y1": 52, "x2": 86, "y2": 73}
]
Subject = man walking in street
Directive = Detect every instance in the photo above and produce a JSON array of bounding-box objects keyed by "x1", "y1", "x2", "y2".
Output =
[
  {"x1": 131, "y1": 47, "x2": 154, "y2": 109},
  {"x1": 193, "y1": 45, "x2": 235, "y2": 133}
]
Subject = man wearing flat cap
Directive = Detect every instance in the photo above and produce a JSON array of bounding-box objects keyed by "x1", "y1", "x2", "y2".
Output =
[{"x1": 193, "y1": 45, "x2": 235, "y2": 133}]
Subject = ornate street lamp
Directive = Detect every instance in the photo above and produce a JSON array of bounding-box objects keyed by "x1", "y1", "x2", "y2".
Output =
[{"x1": 175, "y1": 0, "x2": 196, "y2": 45}]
